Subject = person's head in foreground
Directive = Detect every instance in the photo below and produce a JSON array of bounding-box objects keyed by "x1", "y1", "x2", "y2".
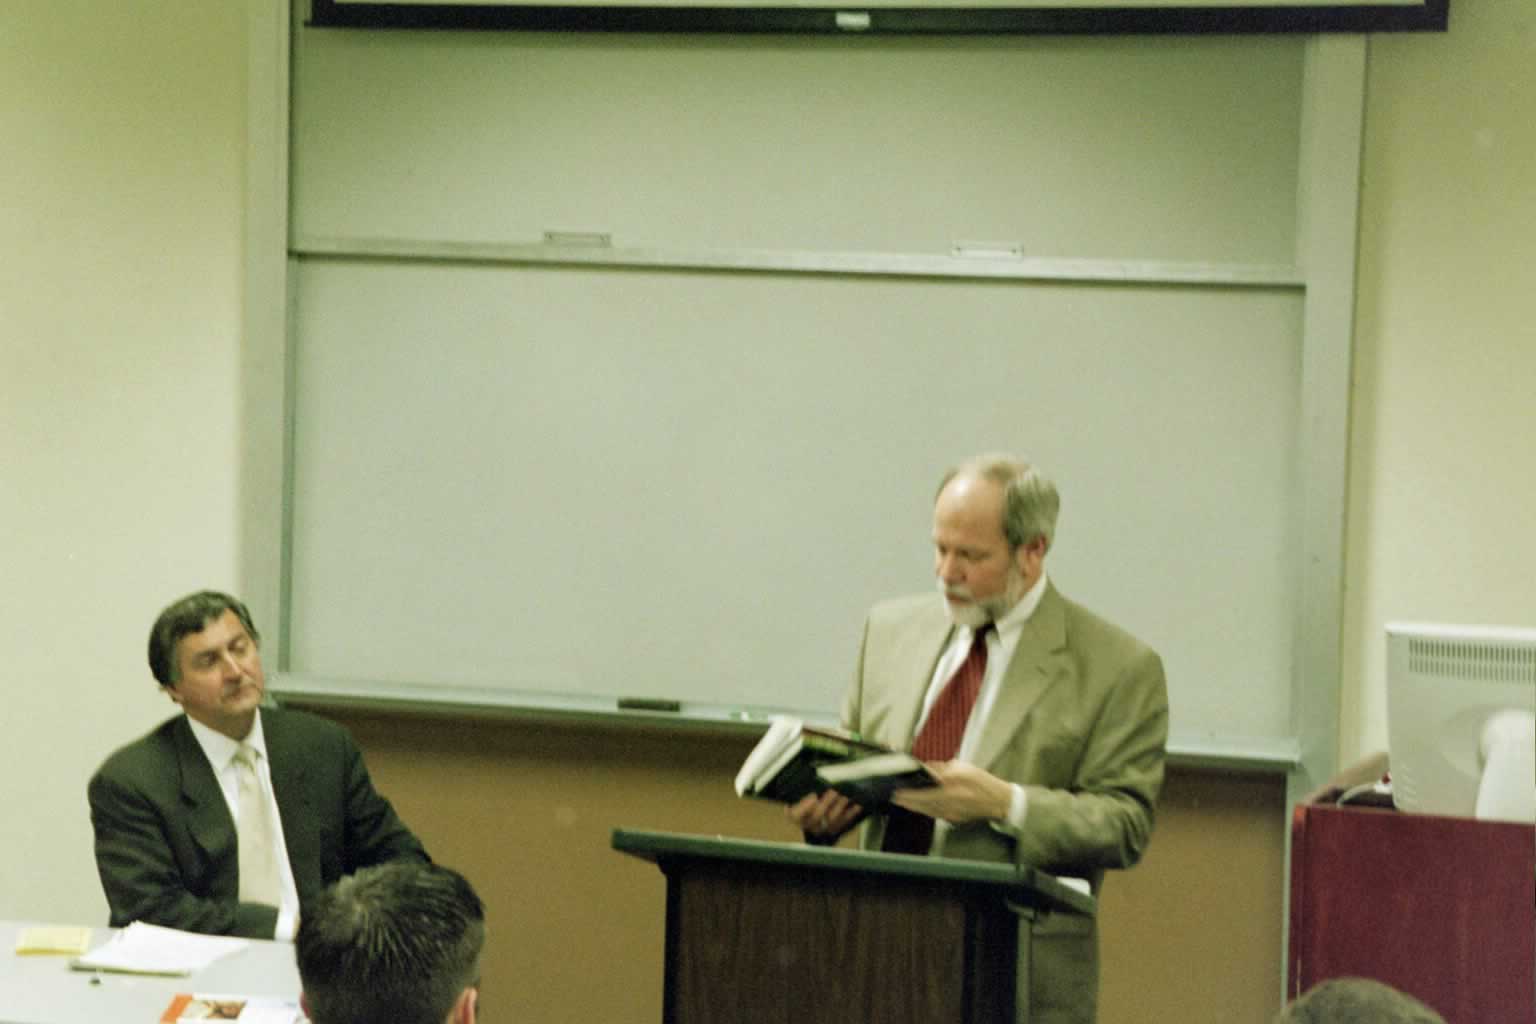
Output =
[
  {"x1": 296, "y1": 862, "x2": 485, "y2": 1024},
  {"x1": 1276, "y1": 977, "x2": 1448, "y2": 1024}
]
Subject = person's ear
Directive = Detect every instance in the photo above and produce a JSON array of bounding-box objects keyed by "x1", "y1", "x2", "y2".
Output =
[
  {"x1": 451, "y1": 986, "x2": 478, "y2": 1024},
  {"x1": 163, "y1": 685, "x2": 182, "y2": 706},
  {"x1": 299, "y1": 992, "x2": 311, "y2": 1020},
  {"x1": 1015, "y1": 536, "x2": 1047, "y2": 574}
]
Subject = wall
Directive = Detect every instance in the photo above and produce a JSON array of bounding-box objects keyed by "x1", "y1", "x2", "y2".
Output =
[
  {"x1": 1341, "y1": 0, "x2": 1536, "y2": 761},
  {"x1": 333, "y1": 709, "x2": 1285, "y2": 1024},
  {"x1": 0, "y1": 2, "x2": 247, "y2": 921},
  {"x1": 2, "y1": 0, "x2": 1527, "y2": 1018}
]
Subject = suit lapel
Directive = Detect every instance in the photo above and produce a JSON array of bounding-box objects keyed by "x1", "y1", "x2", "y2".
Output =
[
  {"x1": 890, "y1": 606, "x2": 955, "y2": 748},
  {"x1": 971, "y1": 583, "x2": 1069, "y2": 771},
  {"x1": 263, "y1": 709, "x2": 319, "y2": 893},
  {"x1": 174, "y1": 717, "x2": 237, "y2": 870}
]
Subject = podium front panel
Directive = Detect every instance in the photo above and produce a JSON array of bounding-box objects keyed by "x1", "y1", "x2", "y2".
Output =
[{"x1": 666, "y1": 859, "x2": 1016, "y2": 1024}]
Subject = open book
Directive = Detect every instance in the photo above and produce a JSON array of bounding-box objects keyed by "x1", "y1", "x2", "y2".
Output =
[
  {"x1": 815, "y1": 752, "x2": 936, "y2": 806},
  {"x1": 734, "y1": 716, "x2": 935, "y2": 806}
]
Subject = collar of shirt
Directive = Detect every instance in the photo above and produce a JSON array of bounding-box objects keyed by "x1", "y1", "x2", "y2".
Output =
[
  {"x1": 185, "y1": 709, "x2": 270, "y2": 774},
  {"x1": 919, "y1": 567, "x2": 1050, "y2": 753},
  {"x1": 989, "y1": 566, "x2": 1049, "y2": 644}
]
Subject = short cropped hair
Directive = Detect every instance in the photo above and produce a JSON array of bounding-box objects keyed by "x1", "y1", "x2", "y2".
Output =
[
  {"x1": 147, "y1": 591, "x2": 261, "y2": 687},
  {"x1": 1277, "y1": 978, "x2": 1448, "y2": 1024},
  {"x1": 937, "y1": 454, "x2": 1061, "y2": 551},
  {"x1": 297, "y1": 863, "x2": 486, "y2": 1024}
]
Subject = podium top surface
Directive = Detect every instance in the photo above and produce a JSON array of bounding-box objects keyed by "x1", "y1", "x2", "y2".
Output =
[{"x1": 613, "y1": 828, "x2": 1095, "y2": 917}]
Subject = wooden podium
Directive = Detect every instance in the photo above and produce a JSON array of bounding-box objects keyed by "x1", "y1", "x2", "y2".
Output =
[
  {"x1": 614, "y1": 829, "x2": 1094, "y2": 1024},
  {"x1": 1288, "y1": 804, "x2": 1536, "y2": 1024}
]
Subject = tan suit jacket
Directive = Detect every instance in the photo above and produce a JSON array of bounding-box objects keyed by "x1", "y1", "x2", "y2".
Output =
[{"x1": 841, "y1": 583, "x2": 1168, "y2": 1024}]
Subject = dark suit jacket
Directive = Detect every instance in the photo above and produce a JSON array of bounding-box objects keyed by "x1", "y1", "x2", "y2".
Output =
[
  {"x1": 88, "y1": 707, "x2": 427, "y2": 937},
  {"x1": 841, "y1": 584, "x2": 1169, "y2": 1024}
]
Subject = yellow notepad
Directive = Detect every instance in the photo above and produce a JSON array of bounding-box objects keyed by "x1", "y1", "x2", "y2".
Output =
[{"x1": 15, "y1": 926, "x2": 93, "y2": 956}]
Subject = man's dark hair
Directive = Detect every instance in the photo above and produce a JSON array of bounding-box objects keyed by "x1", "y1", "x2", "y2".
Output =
[
  {"x1": 297, "y1": 862, "x2": 485, "y2": 1024},
  {"x1": 147, "y1": 591, "x2": 261, "y2": 687}
]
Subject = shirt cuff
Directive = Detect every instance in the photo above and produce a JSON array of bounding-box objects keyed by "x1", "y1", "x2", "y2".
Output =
[
  {"x1": 274, "y1": 907, "x2": 299, "y2": 942},
  {"x1": 990, "y1": 783, "x2": 1029, "y2": 837}
]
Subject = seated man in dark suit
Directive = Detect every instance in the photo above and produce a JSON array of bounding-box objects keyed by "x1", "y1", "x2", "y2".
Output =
[
  {"x1": 297, "y1": 862, "x2": 485, "y2": 1024},
  {"x1": 88, "y1": 590, "x2": 428, "y2": 938}
]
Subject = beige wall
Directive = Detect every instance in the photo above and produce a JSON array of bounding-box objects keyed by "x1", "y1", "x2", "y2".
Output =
[
  {"x1": 0, "y1": 1, "x2": 247, "y2": 921},
  {"x1": 1, "y1": 1, "x2": 1530, "y2": 1019},
  {"x1": 333, "y1": 709, "x2": 1285, "y2": 1024},
  {"x1": 1341, "y1": 0, "x2": 1536, "y2": 761}
]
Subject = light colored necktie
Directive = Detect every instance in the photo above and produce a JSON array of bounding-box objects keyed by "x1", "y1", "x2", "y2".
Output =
[{"x1": 234, "y1": 744, "x2": 284, "y2": 907}]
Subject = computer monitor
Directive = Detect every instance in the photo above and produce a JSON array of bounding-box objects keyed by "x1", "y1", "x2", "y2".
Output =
[{"x1": 1386, "y1": 622, "x2": 1536, "y2": 822}]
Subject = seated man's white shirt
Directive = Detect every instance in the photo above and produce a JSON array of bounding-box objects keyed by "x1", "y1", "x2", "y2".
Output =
[
  {"x1": 186, "y1": 714, "x2": 301, "y2": 940},
  {"x1": 916, "y1": 570, "x2": 1048, "y2": 845}
]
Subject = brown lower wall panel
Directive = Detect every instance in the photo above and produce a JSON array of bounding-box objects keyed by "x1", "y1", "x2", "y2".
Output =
[{"x1": 324, "y1": 708, "x2": 1285, "y2": 1023}]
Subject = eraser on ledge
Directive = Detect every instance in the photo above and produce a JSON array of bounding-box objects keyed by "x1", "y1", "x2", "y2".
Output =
[{"x1": 617, "y1": 697, "x2": 682, "y2": 713}]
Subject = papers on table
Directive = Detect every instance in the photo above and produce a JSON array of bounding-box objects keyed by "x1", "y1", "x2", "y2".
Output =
[
  {"x1": 72, "y1": 922, "x2": 250, "y2": 976},
  {"x1": 160, "y1": 993, "x2": 304, "y2": 1023},
  {"x1": 14, "y1": 926, "x2": 93, "y2": 956}
]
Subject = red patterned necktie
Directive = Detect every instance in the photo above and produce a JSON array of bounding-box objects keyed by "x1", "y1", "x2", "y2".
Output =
[{"x1": 882, "y1": 624, "x2": 993, "y2": 855}]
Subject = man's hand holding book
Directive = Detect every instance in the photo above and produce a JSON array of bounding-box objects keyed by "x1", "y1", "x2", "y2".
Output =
[{"x1": 785, "y1": 788, "x2": 865, "y2": 844}]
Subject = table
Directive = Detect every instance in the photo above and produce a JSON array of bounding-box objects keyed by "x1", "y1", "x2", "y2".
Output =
[
  {"x1": 1288, "y1": 805, "x2": 1535, "y2": 1024},
  {"x1": 1, "y1": 921, "x2": 302, "y2": 1024}
]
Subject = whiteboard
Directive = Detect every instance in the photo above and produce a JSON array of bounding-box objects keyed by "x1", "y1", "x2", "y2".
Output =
[
  {"x1": 281, "y1": 22, "x2": 1317, "y2": 753},
  {"x1": 288, "y1": 260, "x2": 1302, "y2": 741},
  {"x1": 291, "y1": 30, "x2": 1303, "y2": 264}
]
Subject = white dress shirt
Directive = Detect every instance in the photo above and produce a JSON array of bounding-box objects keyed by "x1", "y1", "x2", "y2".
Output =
[
  {"x1": 915, "y1": 569, "x2": 1049, "y2": 840},
  {"x1": 185, "y1": 713, "x2": 301, "y2": 940}
]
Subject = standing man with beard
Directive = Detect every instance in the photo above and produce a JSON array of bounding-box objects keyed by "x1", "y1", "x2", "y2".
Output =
[
  {"x1": 788, "y1": 455, "x2": 1169, "y2": 1024},
  {"x1": 88, "y1": 591, "x2": 427, "y2": 939}
]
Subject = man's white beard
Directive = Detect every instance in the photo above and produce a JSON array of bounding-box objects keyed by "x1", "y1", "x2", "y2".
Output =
[
  {"x1": 946, "y1": 598, "x2": 991, "y2": 629},
  {"x1": 938, "y1": 564, "x2": 1028, "y2": 628}
]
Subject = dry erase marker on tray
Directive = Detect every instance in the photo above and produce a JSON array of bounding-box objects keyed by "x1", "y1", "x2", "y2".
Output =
[{"x1": 618, "y1": 697, "x2": 682, "y2": 713}]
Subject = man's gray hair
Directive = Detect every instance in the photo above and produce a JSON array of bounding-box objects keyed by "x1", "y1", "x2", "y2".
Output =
[
  {"x1": 1276, "y1": 978, "x2": 1447, "y2": 1024},
  {"x1": 937, "y1": 454, "x2": 1061, "y2": 551},
  {"x1": 147, "y1": 590, "x2": 260, "y2": 688},
  {"x1": 297, "y1": 862, "x2": 486, "y2": 1024}
]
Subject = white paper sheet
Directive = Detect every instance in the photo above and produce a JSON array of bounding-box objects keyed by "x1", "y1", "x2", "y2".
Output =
[{"x1": 72, "y1": 922, "x2": 250, "y2": 976}]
